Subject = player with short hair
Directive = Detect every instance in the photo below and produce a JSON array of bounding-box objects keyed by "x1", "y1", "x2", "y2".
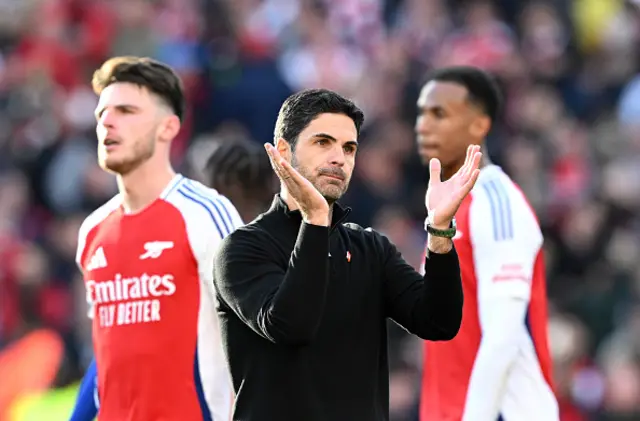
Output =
[
  {"x1": 70, "y1": 56, "x2": 241, "y2": 421},
  {"x1": 70, "y1": 130, "x2": 278, "y2": 421},
  {"x1": 416, "y1": 66, "x2": 559, "y2": 421}
]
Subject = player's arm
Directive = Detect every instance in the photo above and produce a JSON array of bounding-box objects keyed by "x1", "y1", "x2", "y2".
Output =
[
  {"x1": 71, "y1": 220, "x2": 99, "y2": 421},
  {"x1": 75, "y1": 215, "x2": 98, "y2": 321},
  {"x1": 461, "y1": 186, "x2": 542, "y2": 421},
  {"x1": 213, "y1": 224, "x2": 331, "y2": 347},
  {"x1": 380, "y1": 229, "x2": 463, "y2": 341},
  {"x1": 69, "y1": 357, "x2": 99, "y2": 421}
]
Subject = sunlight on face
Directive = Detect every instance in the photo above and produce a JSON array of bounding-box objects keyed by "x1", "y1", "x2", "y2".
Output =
[
  {"x1": 291, "y1": 113, "x2": 358, "y2": 202},
  {"x1": 95, "y1": 82, "x2": 161, "y2": 175},
  {"x1": 415, "y1": 81, "x2": 475, "y2": 169}
]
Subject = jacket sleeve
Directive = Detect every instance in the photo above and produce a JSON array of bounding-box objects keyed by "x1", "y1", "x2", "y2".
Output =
[
  {"x1": 213, "y1": 223, "x2": 331, "y2": 346},
  {"x1": 380, "y1": 231, "x2": 463, "y2": 340}
]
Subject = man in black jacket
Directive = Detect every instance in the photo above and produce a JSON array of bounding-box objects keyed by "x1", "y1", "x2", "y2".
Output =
[{"x1": 213, "y1": 88, "x2": 482, "y2": 421}]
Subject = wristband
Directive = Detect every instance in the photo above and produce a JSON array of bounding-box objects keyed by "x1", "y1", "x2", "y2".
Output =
[{"x1": 425, "y1": 218, "x2": 457, "y2": 238}]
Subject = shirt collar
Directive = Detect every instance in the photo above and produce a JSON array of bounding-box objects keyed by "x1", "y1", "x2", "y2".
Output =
[{"x1": 269, "y1": 194, "x2": 351, "y2": 229}]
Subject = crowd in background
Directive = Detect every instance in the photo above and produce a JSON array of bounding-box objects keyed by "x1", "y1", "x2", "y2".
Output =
[{"x1": 1, "y1": 0, "x2": 640, "y2": 420}]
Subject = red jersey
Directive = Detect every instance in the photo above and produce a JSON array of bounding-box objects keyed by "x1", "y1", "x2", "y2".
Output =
[
  {"x1": 420, "y1": 166, "x2": 557, "y2": 421},
  {"x1": 76, "y1": 175, "x2": 241, "y2": 421}
]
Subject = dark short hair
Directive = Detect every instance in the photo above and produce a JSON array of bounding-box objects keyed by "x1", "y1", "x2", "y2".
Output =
[
  {"x1": 424, "y1": 66, "x2": 502, "y2": 124},
  {"x1": 274, "y1": 88, "x2": 364, "y2": 149},
  {"x1": 92, "y1": 56, "x2": 185, "y2": 122},
  {"x1": 205, "y1": 136, "x2": 277, "y2": 203}
]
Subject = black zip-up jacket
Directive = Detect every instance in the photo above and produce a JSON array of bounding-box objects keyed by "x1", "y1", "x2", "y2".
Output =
[{"x1": 213, "y1": 195, "x2": 463, "y2": 421}]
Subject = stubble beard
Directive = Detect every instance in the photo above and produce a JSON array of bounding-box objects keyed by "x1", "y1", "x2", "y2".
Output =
[
  {"x1": 100, "y1": 135, "x2": 156, "y2": 176},
  {"x1": 290, "y1": 153, "x2": 348, "y2": 204}
]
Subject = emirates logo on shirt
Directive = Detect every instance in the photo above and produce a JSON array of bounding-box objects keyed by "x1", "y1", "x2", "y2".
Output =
[{"x1": 86, "y1": 273, "x2": 177, "y2": 328}]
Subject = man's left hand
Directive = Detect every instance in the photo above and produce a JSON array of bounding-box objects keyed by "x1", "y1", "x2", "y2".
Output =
[{"x1": 425, "y1": 144, "x2": 482, "y2": 228}]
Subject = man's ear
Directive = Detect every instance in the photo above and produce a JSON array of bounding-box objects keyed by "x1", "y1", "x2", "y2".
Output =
[
  {"x1": 158, "y1": 115, "x2": 181, "y2": 143},
  {"x1": 275, "y1": 138, "x2": 292, "y2": 162},
  {"x1": 469, "y1": 115, "x2": 490, "y2": 139}
]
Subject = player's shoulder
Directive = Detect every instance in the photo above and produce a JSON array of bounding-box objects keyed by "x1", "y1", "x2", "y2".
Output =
[
  {"x1": 469, "y1": 165, "x2": 541, "y2": 240},
  {"x1": 78, "y1": 194, "x2": 122, "y2": 240},
  {"x1": 162, "y1": 175, "x2": 227, "y2": 209},
  {"x1": 161, "y1": 175, "x2": 243, "y2": 236},
  {"x1": 471, "y1": 165, "x2": 535, "y2": 216},
  {"x1": 76, "y1": 194, "x2": 121, "y2": 267}
]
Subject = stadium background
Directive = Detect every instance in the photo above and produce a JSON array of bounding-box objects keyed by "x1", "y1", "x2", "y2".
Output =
[{"x1": 0, "y1": 0, "x2": 639, "y2": 419}]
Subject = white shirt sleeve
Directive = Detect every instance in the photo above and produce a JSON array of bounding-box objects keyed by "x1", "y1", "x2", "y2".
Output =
[
  {"x1": 462, "y1": 179, "x2": 543, "y2": 421},
  {"x1": 76, "y1": 216, "x2": 95, "y2": 320},
  {"x1": 181, "y1": 188, "x2": 244, "y2": 292},
  {"x1": 165, "y1": 179, "x2": 241, "y2": 421},
  {"x1": 75, "y1": 195, "x2": 121, "y2": 320}
]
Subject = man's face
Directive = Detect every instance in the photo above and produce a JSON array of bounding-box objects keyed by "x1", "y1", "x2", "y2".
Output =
[
  {"x1": 415, "y1": 81, "x2": 484, "y2": 174},
  {"x1": 95, "y1": 82, "x2": 161, "y2": 175},
  {"x1": 286, "y1": 113, "x2": 358, "y2": 203}
]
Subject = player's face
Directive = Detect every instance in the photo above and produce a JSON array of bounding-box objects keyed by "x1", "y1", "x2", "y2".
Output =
[
  {"x1": 288, "y1": 113, "x2": 358, "y2": 203},
  {"x1": 415, "y1": 81, "x2": 481, "y2": 174},
  {"x1": 95, "y1": 82, "x2": 161, "y2": 175}
]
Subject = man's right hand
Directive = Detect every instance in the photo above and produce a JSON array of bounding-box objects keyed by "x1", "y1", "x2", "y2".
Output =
[{"x1": 265, "y1": 143, "x2": 330, "y2": 226}]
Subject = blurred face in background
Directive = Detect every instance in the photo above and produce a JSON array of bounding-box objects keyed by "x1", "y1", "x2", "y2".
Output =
[
  {"x1": 277, "y1": 113, "x2": 358, "y2": 203},
  {"x1": 415, "y1": 81, "x2": 489, "y2": 177},
  {"x1": 95, "y1": 82, "x2": 172, "y2": 175}
]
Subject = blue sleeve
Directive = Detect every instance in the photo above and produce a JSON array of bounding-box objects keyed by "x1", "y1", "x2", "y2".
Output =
[{"x1": 69, "y1": 357, "x2": 99, "y2": 421}]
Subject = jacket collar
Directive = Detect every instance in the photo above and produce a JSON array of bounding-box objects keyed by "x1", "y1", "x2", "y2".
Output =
[{"x1": 268, "y1": 194, "x2": 351, "y2": 229}]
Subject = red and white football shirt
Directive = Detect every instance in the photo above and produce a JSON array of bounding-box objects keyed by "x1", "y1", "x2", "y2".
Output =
[
  {"x1": 76, "y1": 174, "x2": 241, "y2": 421},
  {"x1": 420, "y1": 165, "x2": 558, "y2": 421}
]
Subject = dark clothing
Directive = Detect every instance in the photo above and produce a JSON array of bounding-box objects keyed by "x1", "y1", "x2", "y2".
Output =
[{"x1": 213, "y1": 195, "x2": 463, "y2": 421}]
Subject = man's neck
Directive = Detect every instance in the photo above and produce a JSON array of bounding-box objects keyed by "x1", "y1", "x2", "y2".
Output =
[
  {"x1": 117, "y1": 161, "x2": 176, "y2": 214},
  {"x1": 442, "y1": 144, "x2": 491, "y2": 181}
]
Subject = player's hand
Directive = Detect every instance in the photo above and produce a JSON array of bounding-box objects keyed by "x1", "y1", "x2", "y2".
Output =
[
  {"x1": 425, "y1": 144, "x2": 482, "y2": 228},
  {"x1": 265, "y1": 143, "x2": 330, "y2": 226}
]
